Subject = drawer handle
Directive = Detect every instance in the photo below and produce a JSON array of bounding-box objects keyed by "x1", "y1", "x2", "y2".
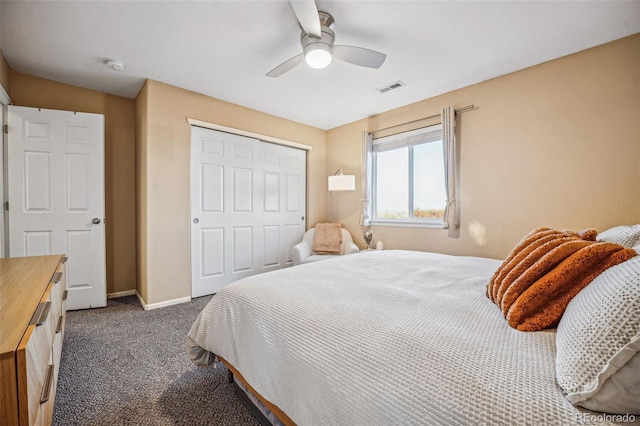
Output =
[
  {"x1": 52, "y1": 271, "x2": 63, "y2": 284},
  {"x1": 62, "y1": 256, "x2": 68, "y2": 264},
  {"x1": 30, "y1": 302, "x2": 51, "y2": 326},
  {"x1": 56, "y1": 315, "x2": 64, "y2": 334},
  {"x1": 40, "y1": 364, "x2": 54, "y2": 403},
  {"x1": 63, "y1": 290, "x2": 68, "y2": 301}
]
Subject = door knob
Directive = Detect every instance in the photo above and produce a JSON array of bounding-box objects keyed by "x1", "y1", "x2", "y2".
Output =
[{"x1": 91, "y1": 218, "x2": 101, "y2": 225}]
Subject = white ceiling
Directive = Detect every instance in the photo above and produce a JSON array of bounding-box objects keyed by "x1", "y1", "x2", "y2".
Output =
[{"x1": 1, "y1": 1, "x2": 639, "y2": 130}]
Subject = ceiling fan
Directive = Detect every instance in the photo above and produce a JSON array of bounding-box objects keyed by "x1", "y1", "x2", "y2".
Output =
[{"x1": 266, "y1": 0, "x2": 387, "y2": 78}]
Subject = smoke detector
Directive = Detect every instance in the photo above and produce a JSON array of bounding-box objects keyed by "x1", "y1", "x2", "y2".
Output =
[{"x1": 106, "y1": 60, "x2": 125, "y2": 71}]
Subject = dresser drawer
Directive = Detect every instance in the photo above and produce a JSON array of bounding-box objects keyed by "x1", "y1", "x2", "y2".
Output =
[
  {"x1": 49, "y1": 265, "x2": 65, "y2": 338},
  {"x1": 52, "y1": 325, "x2": 64, "y2": 387},
  {"x1": 34, "y1": 276, "x2": 65, "y2": 426},
  {"x1": 32, "y1": 350, "x2": 56, "y2": 426},
  {"x1": 17, "y1": 288, "x2": 57, "y2": 425},
  {"x1": 50, "y1": 263, "x2": 67, "y2": 345}
]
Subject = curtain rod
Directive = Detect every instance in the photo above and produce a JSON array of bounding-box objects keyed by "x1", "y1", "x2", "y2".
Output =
[{"x1": 372, "y1": 104, "x2": 475, "y2": 134}]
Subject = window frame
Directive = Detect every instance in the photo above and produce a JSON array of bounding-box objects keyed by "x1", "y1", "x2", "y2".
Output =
[{"x1": 371, "y1": 124, "x2": 447, "y2": 229}]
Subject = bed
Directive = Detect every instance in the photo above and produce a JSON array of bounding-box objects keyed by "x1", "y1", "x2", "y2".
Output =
[{"x1": 188, "y1": 227, "x2": 640, "y2": 425}]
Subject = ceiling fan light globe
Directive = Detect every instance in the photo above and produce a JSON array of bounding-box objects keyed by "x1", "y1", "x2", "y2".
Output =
[{"x1": 304, "y1": 45, "x2": 332, "y2": 69}]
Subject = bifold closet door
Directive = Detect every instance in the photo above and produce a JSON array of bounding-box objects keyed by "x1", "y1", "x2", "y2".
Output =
[{"x1": 190, "y1": 126, "x2": 306, "y2": 297}]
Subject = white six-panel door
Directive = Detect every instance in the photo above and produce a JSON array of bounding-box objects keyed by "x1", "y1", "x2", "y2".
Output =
[
  {"x1": 190, "y1": 126, "x2": 306, "y2": 297},
  {"x1": 8, "y1": 106, "x2": 106, "y2": 310}
]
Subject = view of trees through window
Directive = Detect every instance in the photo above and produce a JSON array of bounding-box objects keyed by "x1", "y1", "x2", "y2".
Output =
[{"x1": 374, "y1": 139, "x2": 446, "y2": 221}]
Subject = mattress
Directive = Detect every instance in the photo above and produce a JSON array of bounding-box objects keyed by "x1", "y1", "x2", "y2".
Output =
[{"x1": 188, "y1": 250, "x2": 617, "y2": 425}]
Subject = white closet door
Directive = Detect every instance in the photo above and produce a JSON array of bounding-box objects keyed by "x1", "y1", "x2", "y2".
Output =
[
  {"x1": 7, "y1": 106, "x2": 106, "y2": 310},
  {"x1": 190, "y1": 126, "x2": 306, "y2": 298}
]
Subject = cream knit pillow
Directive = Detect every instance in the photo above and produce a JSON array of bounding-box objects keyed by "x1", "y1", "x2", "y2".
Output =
[
  {"x1": 556, "y1": 254, "x2": 640, "y2": 414},
  {"x1": 597, "y1": 224, "x2": 640, "y2": 248}
]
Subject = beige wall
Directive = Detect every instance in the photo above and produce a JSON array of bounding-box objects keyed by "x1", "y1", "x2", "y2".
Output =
[
  {"x1": 136, "y1": 80, "x2": 326, "y2": 305},
  {"x1": 327, "y1": 34, "x2": 640, "y2": 260},
  {"x1": 10, "y1": 73, "x2": 137, "y2": 295},
  {"x1": 0, "y1": 50, "x2": 10, "y2": 96}
]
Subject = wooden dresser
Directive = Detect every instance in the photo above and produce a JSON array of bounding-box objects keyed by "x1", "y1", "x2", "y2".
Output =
[{"x1": 0, "y1": 255, "x2": 68, "y2": 426}]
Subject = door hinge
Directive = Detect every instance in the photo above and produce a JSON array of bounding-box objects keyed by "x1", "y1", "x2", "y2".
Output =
[
  {"x1": 3, "y1": 124, "x2": 7, "y2": 134},
  {"x1": 4, "y1": 201, "x2": 8, "y2": 211}
]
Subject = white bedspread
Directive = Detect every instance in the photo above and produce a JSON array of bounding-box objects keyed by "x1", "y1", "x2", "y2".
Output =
[{"x1": 187, "y1": 250, "x2": 608, "y2": 425}]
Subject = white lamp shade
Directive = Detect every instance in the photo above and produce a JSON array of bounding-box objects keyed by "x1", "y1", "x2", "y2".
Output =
[{"x1": 328, "y1": 174, "x2": 355, "y2": 191}]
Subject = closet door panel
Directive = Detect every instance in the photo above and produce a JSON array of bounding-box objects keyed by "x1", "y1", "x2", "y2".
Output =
[{"x1": 191, "y1": 126, "x2": 306, "y2": 297}]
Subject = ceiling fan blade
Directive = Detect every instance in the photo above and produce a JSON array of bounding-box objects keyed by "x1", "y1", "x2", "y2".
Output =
[
  {"x1": 290, "y1": 0, "x2": 321, "y2": 38},
  {"x1": 333, "y1": 45, "x2": 387, "y2": 69},
  {"x1": 266, "y1": 53, "x2": 304, "y2": 78}
]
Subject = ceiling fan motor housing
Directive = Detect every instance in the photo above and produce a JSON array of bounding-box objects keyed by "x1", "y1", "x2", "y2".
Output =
[
  {"x1": 300, "y1": 12, "x2": 335, "y2": 69},
  {"x1": 300, "y1": 26, "x2": 335, "y2": 53}
]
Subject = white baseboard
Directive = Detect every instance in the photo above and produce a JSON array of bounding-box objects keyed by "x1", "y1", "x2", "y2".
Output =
[
  {"x1": 135, "y1": 292, "x2": 191, "y2": 310},
  {"x1": 107, "y1": 290, "x2": 136, "y2": 299}
]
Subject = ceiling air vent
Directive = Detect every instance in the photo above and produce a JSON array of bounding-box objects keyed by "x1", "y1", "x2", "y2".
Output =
[{"x1": 377, "y1": 80, "x2": 405, "y2": 94}]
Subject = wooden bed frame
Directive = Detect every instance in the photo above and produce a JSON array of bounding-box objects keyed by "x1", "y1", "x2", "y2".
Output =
[{"x1": 220, "y1": 357, "x2": 295, "y2": 426}]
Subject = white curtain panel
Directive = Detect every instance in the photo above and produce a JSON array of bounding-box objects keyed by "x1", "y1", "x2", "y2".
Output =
[
  {"x1": 442, "y1": 106, "x2": 459, "y2": 231},
  {"x1": 360, "y1": 131, "x2": 373, "y2": 227}
]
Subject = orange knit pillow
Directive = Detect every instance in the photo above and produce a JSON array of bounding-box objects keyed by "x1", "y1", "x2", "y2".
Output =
[{"x1": 487, "y1": 227, "x2": 636, "y2": 331}]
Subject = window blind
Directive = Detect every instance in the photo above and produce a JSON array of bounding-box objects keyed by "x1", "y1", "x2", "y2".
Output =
[{"x1": 372, "y1": 124, "x2": 442, "y2": 152}]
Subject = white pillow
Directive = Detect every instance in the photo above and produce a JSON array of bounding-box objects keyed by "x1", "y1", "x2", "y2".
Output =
[
  {"x1": 597, "y1": 224, "x2": 640, "y2": 248},
  {"x1": 556, "y1": 254, "x2": 640, "y2": 414}
]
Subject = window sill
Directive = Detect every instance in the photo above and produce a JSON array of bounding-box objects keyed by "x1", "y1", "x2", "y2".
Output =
[{"x1": 370, "y1": 219, "x2": 448, "y2": 229}]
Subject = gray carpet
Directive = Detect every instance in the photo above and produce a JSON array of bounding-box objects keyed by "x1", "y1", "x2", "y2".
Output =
[{"x1": 52, "y1": 295, "x2": 261, "y2": 426}]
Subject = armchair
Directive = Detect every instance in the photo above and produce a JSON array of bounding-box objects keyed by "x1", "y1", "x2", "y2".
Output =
[{"x1": 292, "y1": 228, "x2": 360, "y2": 265}]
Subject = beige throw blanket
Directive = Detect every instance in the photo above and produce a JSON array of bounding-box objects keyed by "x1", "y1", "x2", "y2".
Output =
[{"x1": 312, "y1": 223, "x2": 342, "y2": 254}]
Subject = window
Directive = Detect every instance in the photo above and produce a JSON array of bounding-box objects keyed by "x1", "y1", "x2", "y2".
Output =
[{"x1": 372, "y1": 124, "x2": 446, "y2": 227}]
